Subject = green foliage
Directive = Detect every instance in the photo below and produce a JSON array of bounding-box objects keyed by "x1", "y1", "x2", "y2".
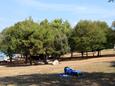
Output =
[
  {"x1": 0, "y1": 18, "x2": 71, "y2": 63},
  {"x1": 112, "y1": 21, "x2": 115, "y2": 29},
  {"x1": 106, "y1": 28, "x2": 115, "y2": 48},
  {"x1": 70, "y1": 20, "x2": 109, "y2": 56},
  {"x1": 0, "y1": 18, "x2": 114, "y2": 63}
]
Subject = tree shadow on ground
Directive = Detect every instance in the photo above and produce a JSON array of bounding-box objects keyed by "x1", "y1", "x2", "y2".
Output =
[
  {"x1": 60, "y1": 54, "x2": 115, "y2": 62},
  {"x1": 0, "y1": 72, "x2": 115, "y2": 86},
  {"x1": 110, "y1": 61, "x2": 115, "y2": 67},
  {"x1": 0, "y1": 54, "x2": 115, "y2": 67},
  {"x1": 0, "y1": 63, "x2": 31, "y2": 67},
  {"x1": 0, "y1": 62, "x2": 48, "y2": 67}
]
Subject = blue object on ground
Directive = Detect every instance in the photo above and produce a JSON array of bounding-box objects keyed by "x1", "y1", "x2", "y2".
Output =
[
  {"x1": 59, "y1": 73, "x2": 69, "y2": 77},
  {"x1": 64, "y1": 67, "x2": 82, "y2": 76}
]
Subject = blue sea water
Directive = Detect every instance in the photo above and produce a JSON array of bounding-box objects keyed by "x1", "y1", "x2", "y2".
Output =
[
  {"x1": 0, "y1": 52, "x2": 6, "y2": 61},
  {"x1": 0, "y1": 57, "x2": 4, "y2": 61}
]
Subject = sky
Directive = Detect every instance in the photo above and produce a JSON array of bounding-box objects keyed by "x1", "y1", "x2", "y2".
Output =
[{"x1": 0, "y1": 0, "x2": 115, "y2": 32}]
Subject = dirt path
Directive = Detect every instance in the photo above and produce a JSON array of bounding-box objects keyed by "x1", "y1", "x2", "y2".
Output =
[{"x1": 0, "y1": 57, "x2": 115, "y2": 77}]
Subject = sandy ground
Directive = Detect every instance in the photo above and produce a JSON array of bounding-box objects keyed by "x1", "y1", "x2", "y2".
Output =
[{"x1": 0, "y1": 56, "x2": 115, "y2": 78}]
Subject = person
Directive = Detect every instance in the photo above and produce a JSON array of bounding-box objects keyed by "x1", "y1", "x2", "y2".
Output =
[
  {"x1": 64, "y1": 67, "x2": 82, "y2": 76},
  {"x1": 64, "y1": 67, "x2": 73, "y2": 75}
]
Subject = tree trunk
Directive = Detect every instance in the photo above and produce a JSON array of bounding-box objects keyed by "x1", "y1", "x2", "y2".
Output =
[
  {"x1": 100, "y1": 51, "x2": 101, "y2": 56},
  {"x1": 21, "y1": 53, "x2": 23, "y2": 58},
  {"x1": 81, "y1": 52, "x2": 84, "y2": 57},
  {"x1": 97, "y1": 50, "x2": 101, "y2": 56},
  {"x1": 71, "y1": 51, "x2": 73, "y2": 58},
  {"x1": 86, "y1": 52, "x2": 88, "y2": 57},
  {"x1": 97, "y1": 51, "x2": 99, "y2": 56},
  {"x1": 9, "y1": 56, "x2": 12, "y2": 63},
  {"x1": 26, "y1": 54, "x2": 32, "y2": 65},
  {"x1": 93, "y1": 52, "x2": 95, "y2": 56},
  {"x1": 44, "y1": 55, "x2": 48, "y2": 64},
  {"x1": 29, "y1": 56, "x2": 32, "y2": 65},
  {"x1": 25, "y1": 55, "x2": 28, "y2": 64}
]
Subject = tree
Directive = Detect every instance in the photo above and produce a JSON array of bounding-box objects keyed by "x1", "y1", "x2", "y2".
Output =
[
  {"x1": 68, "y1": 30, "x2": 77, "y2": 57},
  {"x1": 71, "y1": 20, "x2": 108, "y2": 57},
  {"x1": 0, "y1": 18, "x2": 72, "y2": 65},
  {"x1": 73, "y1": 20, "x2": 91, "y2": 57},
  {"x1": 106, "y1": 21, "x2": 115, "y2": 49},
  {"x1": 0, "y1": 18, "x2": 39, "y2": 64},
  {"x1": 50, "y1": 19, "x2": 70, "y2": 58},
  {"x1": 1, "y1": 18, "x2": 112, "y2": 64},
  {"x1": 112, "y1": 21, "x2": 115, "y2": 29},
  {"x1": 91, "y1": 21, "x2": 109, "y2": 56},
  {"x1": 1, "y1": 26, "x2": 17, "y2": 63}
]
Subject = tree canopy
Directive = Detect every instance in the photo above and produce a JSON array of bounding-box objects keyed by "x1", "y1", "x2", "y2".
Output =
[
  {"x1": 69, "y1": 20, "x2": 109, "y2": 57},
  {"x1": 0, "y1": 18, "x2": 71, "y2": 64},
  {"x1": 0, "y1": 18, "x2": 114, "y2": 65}
]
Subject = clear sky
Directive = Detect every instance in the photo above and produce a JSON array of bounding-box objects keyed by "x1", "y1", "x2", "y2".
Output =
[{"x1": 0, "y1": 0, "x2": 115, "y2": 32}]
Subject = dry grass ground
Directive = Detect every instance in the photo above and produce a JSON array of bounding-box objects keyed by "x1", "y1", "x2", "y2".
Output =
[{"x1": 0, "y1": 49, "x2": 115, "y2": 86}]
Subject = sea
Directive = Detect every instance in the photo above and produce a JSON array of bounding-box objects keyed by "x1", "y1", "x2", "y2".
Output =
[{"x1": 0, "y1": 52, "x2": 7, "y2": 61}]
